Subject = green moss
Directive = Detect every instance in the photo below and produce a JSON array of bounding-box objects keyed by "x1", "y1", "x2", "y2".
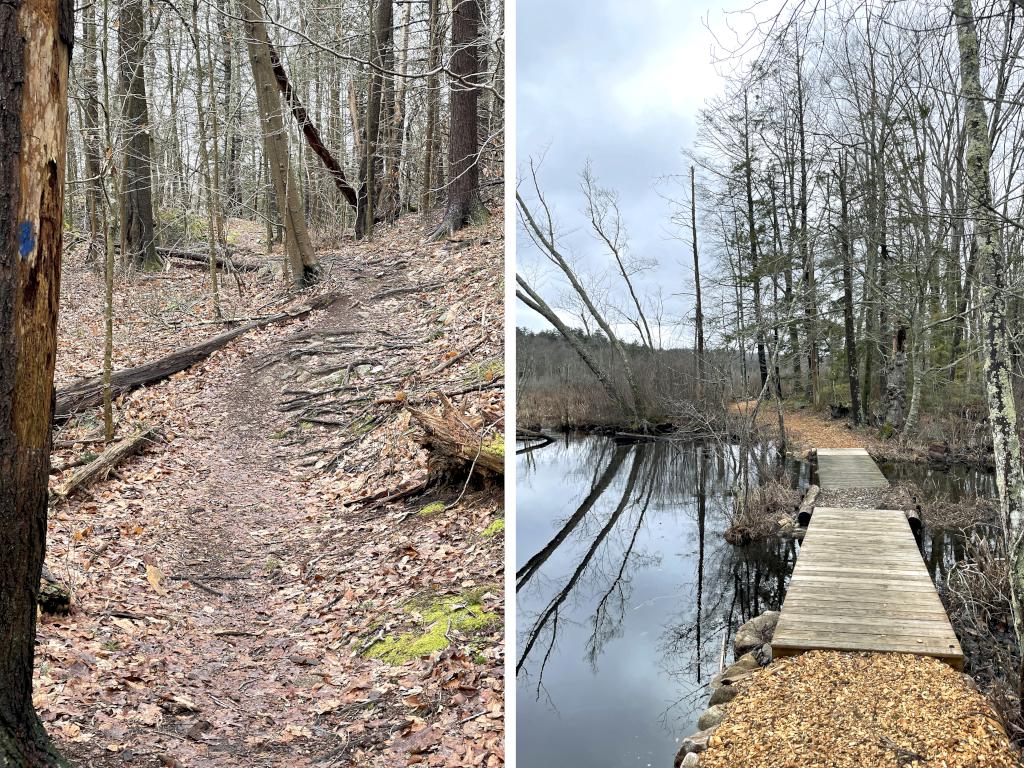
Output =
[
  {"x1": 269, "y1": 429, "x2": 289, "y2": 439},
  {"x1": 482, "y1": 434, "x2": 504, "y2": 460},
  {"x1": 362, "y1": 592, "x2": 499, "y2": 665},
  {"x1": 419, "y1": 501, "x2": 446, "y2": 517},
  {"x1": 482, "y1": 519, "x2": 504, "y2": 538}
]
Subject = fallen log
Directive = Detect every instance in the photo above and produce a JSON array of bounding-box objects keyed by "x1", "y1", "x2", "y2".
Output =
[
  {"x1": 408, "y1": 395, "x2": 503, "y2": 480},
  {"x1": 797, "y1": 484, "x2": 820, "y2": 526},
  {"x1": 53, "y1": 426, "x2": 158, "y2": 500},
  {"x1": 157, "y1": 246, "x2": 261, "y2": 273},
  {"x1": 55, "y1": 293, "x2": 339, "y2": 420}
]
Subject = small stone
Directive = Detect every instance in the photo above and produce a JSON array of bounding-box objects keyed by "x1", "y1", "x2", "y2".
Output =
[
  {"x1": 674, "y1": 727, "x2": 716, "y2": 764},
  {"x1": 734, "y1": 611, "x2": 780, "y2": 656},
  {"x1": 698, "y1": 704, "x2": 728, "y2": 731},
  {"x1": 708, "y1": 685, "x2": 739, "y2": 706},
  {"x1": 711, "y1": 652, "x2": 761, "y2": 688},
  {"x1": 754, "y1": 643, "x2": 773, "y2": 666},
  {"x1": 681, "y1": 753, "x2": 700, "y2": 767}
]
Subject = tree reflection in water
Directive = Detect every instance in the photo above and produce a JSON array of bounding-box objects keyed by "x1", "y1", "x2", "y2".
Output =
[{"x1": 516, "y1": 438, "x2": 798, "y2": 697}]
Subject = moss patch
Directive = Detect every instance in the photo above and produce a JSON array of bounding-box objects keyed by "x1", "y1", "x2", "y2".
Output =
[
  {"x1": 418, "y1": 501, "x2": 446, "y2": 517},
  {"x1": 363, "y1": 592, "x2": 499, "y2": 665},
  {"x1": 482, "y1": 434, "x2": 504, "y2": 461},
  {"x1": 482, "y1": 519, "x2": 504, "y2": 538}
]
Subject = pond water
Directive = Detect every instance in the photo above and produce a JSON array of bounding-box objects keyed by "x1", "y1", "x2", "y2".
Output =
[{"x1": 515, "y1": 435, "x2": 996, "y2": 768}]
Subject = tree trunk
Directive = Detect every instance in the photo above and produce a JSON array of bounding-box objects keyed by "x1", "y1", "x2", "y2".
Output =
[
  {"x1": 430, "y1": 0, "x2": 489, "y2": 239},
  {"x1": 238, "y1": 0, "x2": 320, "y2": 286},
  {"x1": 118, "y1": 0, "x2": 160, "y2": 270},
  {"x1": 420, "y1": 0, "x2": 441, "y2": 214},
  {"x1": 743, "y1": 93, "x2": 769, "y2": 392},
  {"x1": 80, "y1": 1, "x2": 103, "y2": 254},
  {"x1": 0, "y1": 0, "x2": 73, "y2": 763},
  {"x1": 953, "y1": 0, "x2": 1024, "y2": 679},
  {"x1": 691, "y1": 166, "x2": 705, "y2": 399},
  {"x1": 356, "y1": 0, "x2": 393, "y2": 239},
  {"x1": 837, "y1": 155, "x2": 861, "y2": 424},
  {"x1": 267, "y1": 40, "x2": 358, "y2": 212}
]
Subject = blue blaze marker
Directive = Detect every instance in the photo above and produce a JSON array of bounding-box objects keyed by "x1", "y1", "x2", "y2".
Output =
[{"x1": 18, "y1": 221, "x2": 35, "y2": 259}]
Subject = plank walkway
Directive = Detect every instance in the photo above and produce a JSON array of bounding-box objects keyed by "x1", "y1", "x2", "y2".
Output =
[
  {"x1": 773, "y1": 507, "x2": 964, "y2": 668},
  {"x1": 816, "y1": 447, "x2": 889, "y2": 489}
]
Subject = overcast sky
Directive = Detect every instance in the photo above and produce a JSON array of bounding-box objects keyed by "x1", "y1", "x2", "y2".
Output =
[{"x1": 515, "y1": 0, "x2": 766, "y2": 345}]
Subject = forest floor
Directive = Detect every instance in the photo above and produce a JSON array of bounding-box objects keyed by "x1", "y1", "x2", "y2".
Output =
[
  {"x1": 731, "y1": 400, "x2": 875, "y2": 452},
  {"x1": 38, "y1": 213, "x2": 504, "y2": 767}
]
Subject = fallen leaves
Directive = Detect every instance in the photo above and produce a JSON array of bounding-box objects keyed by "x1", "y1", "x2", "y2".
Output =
[
  {"x1": 37, "y1": 213, "x2": 505, "y2": 767},
  {"x1": 701, "y1": 651, "x2": 1020, "y2": 768}
]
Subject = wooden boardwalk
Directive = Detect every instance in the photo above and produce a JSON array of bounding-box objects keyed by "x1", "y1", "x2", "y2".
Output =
[
  {"x1": 773, "y1": 507, "x2": 964, "y2": 668},
  {"x1": 816, "y1": 448, "x2": 889, "y2": 489}
]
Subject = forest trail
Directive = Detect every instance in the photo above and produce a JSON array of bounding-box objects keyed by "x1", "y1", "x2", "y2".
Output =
[
  {"x1": 39, "y1": 216, "x2": 504, "y2": 767},
  {"x1": 731, "y1": 400, "x2": 873, "y2": 451}
]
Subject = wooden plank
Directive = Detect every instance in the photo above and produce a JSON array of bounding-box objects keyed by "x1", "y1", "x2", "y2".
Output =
[
  {"x1": 815, "y1": 449, "x2": 889, "y2": 489},
  {"x1": 774, "y1": 504, "x2": 963, "y2": 668}
]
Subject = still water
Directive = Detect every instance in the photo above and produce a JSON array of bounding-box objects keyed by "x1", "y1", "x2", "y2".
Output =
[{"x1": 515, "y1": 435, "x2": 995, "y2": 768}]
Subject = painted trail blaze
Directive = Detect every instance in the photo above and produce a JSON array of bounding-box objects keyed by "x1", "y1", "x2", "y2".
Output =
[{"x1": 18, "y1": 221, "x2": 35, "y2": 259}]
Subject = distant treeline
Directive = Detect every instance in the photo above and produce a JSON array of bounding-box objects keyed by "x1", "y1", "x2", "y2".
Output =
[{"x1": 516, "y1": 328, "x2": 744, "y2": 429}]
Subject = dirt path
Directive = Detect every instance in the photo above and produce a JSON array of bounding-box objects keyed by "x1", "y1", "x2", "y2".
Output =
[
  {"x1": 40, "y1": 216, "x2": 504, "y2": 767},
  {"x1": 732, "y1": 400, "x2": 874, "y2": 450}
]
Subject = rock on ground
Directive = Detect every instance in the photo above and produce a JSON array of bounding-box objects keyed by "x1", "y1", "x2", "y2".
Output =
[{"x1": 734, "y1": 611, "x2": 779, "y2": 656}]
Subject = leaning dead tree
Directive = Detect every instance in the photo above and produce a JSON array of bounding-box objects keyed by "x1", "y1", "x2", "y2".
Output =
[
  {"x1": 0, "y1": 0, "x2": 74, "y2": 763},
  {"x1": 238, "y1": 0, "x2": 320, "y2": 286}
]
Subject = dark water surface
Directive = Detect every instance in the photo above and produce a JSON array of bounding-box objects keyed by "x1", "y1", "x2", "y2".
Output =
[{"x1": 515, "y1": 435, "x2": 995, "y2": 768}]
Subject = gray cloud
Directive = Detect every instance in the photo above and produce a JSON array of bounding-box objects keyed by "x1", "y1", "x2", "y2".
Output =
[{"x1": 516, "y1": 0, "x2": 755, "y2": 344}]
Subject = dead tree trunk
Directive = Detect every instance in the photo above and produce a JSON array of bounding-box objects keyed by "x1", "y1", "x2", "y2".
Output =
[
  {"x1": 430, "y1": 0, "x2": 489, "y2": 239},
  {"x1": 267, "y1": 41, "x2": 358, "y2": 212},
  {"x1": 118, "y1": 0, "x2": 161, "y2": 270},
  {"x1": 408, "y1": 396, "x2": 503, "y2": 482},
  {"x1": 54, "y1": 426, "x2": 157, "y2": 500},
  {"x1": 0, "y1": 0, "x2": 73, "y2": 763}
]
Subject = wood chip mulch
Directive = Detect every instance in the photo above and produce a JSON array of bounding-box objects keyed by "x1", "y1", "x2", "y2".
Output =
[{"x1": 700, "y1": 651, "x2": 1020, "y2": 768}]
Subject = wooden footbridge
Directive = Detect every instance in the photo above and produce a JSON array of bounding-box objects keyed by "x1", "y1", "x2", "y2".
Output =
[{"x1": 772, "y1": 449, "x2": 964, "y2": 668}]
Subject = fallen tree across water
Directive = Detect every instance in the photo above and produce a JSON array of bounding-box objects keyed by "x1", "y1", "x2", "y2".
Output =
[{"x1": 55, "y1": 293, "x2": 339, "y2": 420}]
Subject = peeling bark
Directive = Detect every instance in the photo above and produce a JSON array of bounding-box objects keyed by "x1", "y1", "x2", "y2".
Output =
[{"x1": 0, "y1": 0, "x2": 73, "y2": 763}]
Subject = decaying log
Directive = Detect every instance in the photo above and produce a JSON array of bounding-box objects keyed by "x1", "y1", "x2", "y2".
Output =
[
  {"x1": 797, "y1": 484, "x2": 820, "y2": 526},
  {"x1": 39, "y1": 565, "x2": 71, "y2": 615},
  {"x1": 157, "y1": 246, "x2": 261, "y2": 273},
  {"x1": 407, "y1": 395, "x2": 503, "y2": 480},
  {"x1": 55, "y1": 293, "x2": 339, "y2": 420},
  {"x1": 53, "y1": 426, "x2": 158, "y2": 500}
]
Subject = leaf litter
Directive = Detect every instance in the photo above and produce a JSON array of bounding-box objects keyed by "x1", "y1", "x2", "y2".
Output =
[
  {"x1": 700, "y1": 651, "x2": 1020, "y2": 768},
  {"x1": 40, "y1": 213, "x2": 504, "y2": 767}
]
